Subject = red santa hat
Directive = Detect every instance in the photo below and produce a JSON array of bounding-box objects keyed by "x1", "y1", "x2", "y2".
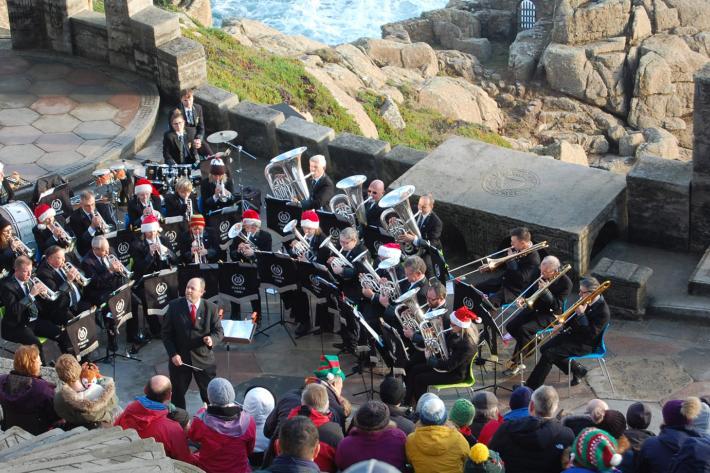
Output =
[
  {"x1": 34, "y1": 203, "x2": 55, "y2": 224},
  {"x1": 450, "y1": 306, "x2": 481, "y2": 329},
  {"x1": 242, "y1": 209, "x2": 261, "y2": 226},
  {"x1": 378, "y1": 242, "x2": 401, "y2": 260},
  {"x1": 140, "y1": 214, "x2": 161, "y2": 233},
  {"x1": 134, "y1": 178, "x2": 154, "y2": 196},
  {"x1": 300, "y1": 210, "x2": 319, "y2": 229}
]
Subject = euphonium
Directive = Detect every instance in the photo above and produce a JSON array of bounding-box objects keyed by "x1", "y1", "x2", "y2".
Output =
[
  {"x1": 319, "y1": 238, "x2": 355, "y2": 272},
  {"x1": 264, "y1": 147, "x2": 312, "y2": 201},
  {"x1": 393, "y1": 288, "x2": 428, "y2": 332},
  {"x1": 27, "y1": 277, "x2": 59, "y2": 301},
  {"x1": 354, "y1": 252, "x2": 398, "y2": 299},
  {"x1": 419, "y1": 308, "x2": 450, "y2": 360},
  {"x1": 228, "y1": 222, "x2": 257, "y2": 251},
  {"x1": 108, "y1": 254, "x2": 133, "y2": 279},
  {"x1": 62, "y1": 262, "x2": 91, "y2": 287},
  {"x1": 283, "y1": 220, "x2": 314, "y2": 261},
  {"x1": 378, "y1": 257, "x2": 402, "y2": 300},
  {"x1": 10, "y1": 236, "x2": 35, "y2": 258},
  {"x1": 379, "y1": 185, "x2": 421, "y2": 254},
  {"x1": 328, "y1": 175, "x2": 369, "y2": 226}
]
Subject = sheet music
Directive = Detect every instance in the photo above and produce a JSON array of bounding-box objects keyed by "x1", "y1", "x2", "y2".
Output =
[{"x1": 221, "y1": 319, "x2": 256, "y2": 344}]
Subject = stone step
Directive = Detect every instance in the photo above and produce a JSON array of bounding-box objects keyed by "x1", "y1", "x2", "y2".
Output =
[
  {"x1": 0, "y1": 428, "x2": 83, "y2": 462},
  {"x1": 646, "y1": 297, "x2": 710, "y2": 325},
  {"x1": 688, "y1": 247, "x2": 710, "y2": 296},
  {"x1": 0, "y1": 427, "x2": 34, "y2": 452}
]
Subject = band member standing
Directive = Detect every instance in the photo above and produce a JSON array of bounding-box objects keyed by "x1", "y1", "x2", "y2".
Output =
[
  {"x1": 0, "y1": 162, "x2": 15, "y2": 205},
  {"x1": 127, "y1": 179, "x2": 162, "y2": 230},
  {"x1": 228, "y1": 210, "x2": 271, "y2": 320},
  {"x1": 300, "y1": 155, "x2": 334, "y2": 211},
  {"x1": 35, "y1": 246, "x2": 87, "y2": 326},
  {"x1": 180, "y1": 214, "x2": 219, "y2": 265},
  {"x1": 525, "y1": 277, "x2": 610, "y2": 390},
  {"x1": 162, "y1": 277, "x2": 224, "y2": 409},
  {"x1": 69, "y1": 190, "x2": 118, "y2": 257},
  {"x1": 163, "y1": 109, "x2": 198, "y2": 166},
  {"x1": 504, "y1": 255, "x2": 572, "y2": 375},
  {"x1": 176, "y1": 88, "x2": 213, "y2": 157},
  {"x1": 0, "y1": 256, "x2": 67, "y2": 361},
  {"x1": 164, "y1": 178, "x2": 199, "y2": 219},
  {"x1": 201, "y1": 159, "x2": 235, "y2": 215},
  {"x1": 397, "y1": 194, "x2": 442, "y2": 276},
  {"x1": 32, "y1": 203, "x2": 76, "y2": 257},
  {"x1": 364, "y1": 180, "x2": 385, "y2": 228},
  {"x1": 404, "y1": 306, "x2": 479, "y2": 405}
]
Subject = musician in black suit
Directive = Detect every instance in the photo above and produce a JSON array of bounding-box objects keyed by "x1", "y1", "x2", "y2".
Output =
[
  {"x1": 163, "y1": 109, "x2": 198, "y2": 166},
  {"x1": 177, "y1": 88, "x2": 213, "y2": 156},
  {"x1": 359, "y1": 242, "x2": 403, "y2": 327},
  {"x1": 31, "y1": 203, "x2": 76, "y2": 257},
  {"x1": 526, "y1": 277, "x2": 610, "y2": 390},
  {"x1": 397, "y1": 193, "x2": 443, "y2": 276},
  {"x1": 69, "y1": 190, "x2": 118, "y2": 257},
  {"x1": 380, "y1": 255, "x2": 429, "y2": 329},
  {"x1": 163, "y1": 178, "x2": 198, "y2": 219},
  {"x1": 35, "y1": 246, "x2": 87, "y2": 327},
  {"x1": 179, "y1": 214, "x2": 220, "y2": 265},
  {"x1": 127, "y1": 179, "x2": 163, "y2": 230},
  {"x1": 162, "y1": 277, "x2": 224, "y2": 409},
  {"x1": 201, "y1": 159, "x2": 236, "y2": 215},
  {"x1": 0, "y1": 219, "x2": 18, "y2": 274},
  {"x1": 364, "y1": 179, "x2": 385, "y2": 228},
  {"x1": 300, "y1": 154, "x2": 334, "y2": 211},
  {"x1": 228, "y1": 210, "x2": 271, "y2": 320},
  {"x1": 402, "y1": 280, "x2": 450, "y2": 365},
  {"x1": 504, "y1": 255, "x2": 573, "y2": 375},
  {"x1": 0, "y1": 256, "x2": 66, "y2": 362}
]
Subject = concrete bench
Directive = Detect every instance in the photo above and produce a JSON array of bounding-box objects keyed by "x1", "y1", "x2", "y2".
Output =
[{"x1": 591, "y1": 257, "x2": 653, "y2": 320}]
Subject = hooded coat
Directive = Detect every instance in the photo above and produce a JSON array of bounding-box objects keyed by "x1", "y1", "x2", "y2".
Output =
[
  {"x1": 287, "y1": 405, "x2": 343, "y2": 473},
  {"x1": 115, "y1": 396, "x2": 194, "y2": 464},
  {"x1": 0, "y1": 371, "x2": 59, "y2": 435},
  {"x1": 405, "y1": 424, "x2": 470, "y2": 473},
  {"x1": 637, "y1": 425, "x2": 703, "y2": 473},
  {"x1": 488, "y1": 416, "x2": 574, "y2": 473},
  {"x1": 188, "y1": 405, "x2": 256, "y2": 473},
  {"x1": 244, "y1": 387, "x2": 275, "y2": 453},
  {"x1": 54, "y1": 377, "x2": 118, "y2": 429}
]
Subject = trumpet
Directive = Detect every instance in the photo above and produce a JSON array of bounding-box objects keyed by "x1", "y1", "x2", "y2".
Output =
[
  {"x1": 192, "y1": 233, "x2": 206, "y2": 264},
  {"x1": 215, "y1": 181, "x2": 232, "y2": 203},
  {"x1": 50, "y1": 221, "x2": 76, "y2": 251},
  {"x1": 419, "y1": 309, "x2": 451, "y2": 361},
  {"x1": 451, "y1": 241, "x2": 549, "y2": 280},
  {"x1": 283, "y1": 220, "x2": 314, "y2": 261},
  {"x1": 185, "y1": 197, "x2": 193, "y2": 221},
  {"x1": 27, "y1": 276, "x2": 59, "y2": 301},
  {"x1": 354, "y1": 252, "x2": 399, "y2": 300},
  {"x1": 62, "y1": 262, "x2": 91, "y2": 287},
  {"x1": 108, "y1": 254, "x2": 133, "y2": 279},
  {"x1": 150, "y1": 240, "x2": 169, "y2": 261},
  {"x1": 91, "y1": 211, "x2": 110, "y2": 233},
  {"x1": 319, "y1": 238, "x2": 355, "y2": 272},
  {"x1": 227, "y1": 222, "x2": 257, "y2": 252},
  {"x1": 11, "y1": 236, "x2": 35, "y2": 258}
]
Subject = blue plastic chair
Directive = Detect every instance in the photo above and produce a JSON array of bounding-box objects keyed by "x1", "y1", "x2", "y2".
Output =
[{"x1": 567, "y1": 323, "x2": 614, "y2": 397}]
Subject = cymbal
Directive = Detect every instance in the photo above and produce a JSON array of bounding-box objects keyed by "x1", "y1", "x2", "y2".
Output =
[{"x1": 207, "y1": 130, "x2": 238, "y2": 144}]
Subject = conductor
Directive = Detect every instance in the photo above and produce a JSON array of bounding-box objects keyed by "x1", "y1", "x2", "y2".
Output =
[{"x1": 161, "y1": 277, "x2": 224, "y2": 409}]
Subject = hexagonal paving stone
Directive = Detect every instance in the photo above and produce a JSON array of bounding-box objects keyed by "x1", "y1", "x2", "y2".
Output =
[
  {"x1": 69, "y1": 85, "x2": 114, "y2": 104},
  {"x1": 0, "y1": 144, "x2": 44, "y2": 164},
  {"x1": 0, "y1": 125, "x2": 43, "y2": 145},
  {"x1": 32, "y1": 114, "x2": 82, "y2": 133},
  {"x1": 30, "y1": 96, "x2": 78, "y2": 115},
  {"x1": 67, "y1": 69, "x2": 107, "y2": 86},
  {"x1": 27, "y1": 63, "x2": 71, "y2": 80},
  {"x1": 74, "y1": 120, "x2": 123, "y2": 140},
  {"x1": 29, "y1": 80, "x2": 75, "y2": 96},
  {"x1": 113, "y1": 108, "x2": 138, "y2": 127},
  {"x1": 108, "y1": 92, "x2": 141, "y2": 111},
  {"x1": 9, "y1": 162, "x2": 47, "y2": 182},
  {"x1": 0, "y1": 108, "x2": 40, "y2": 126},
  {"x1": 0, "y1": 76, "x2": 32, "y2": 93},
  {"x1": 76, "y1": 139, "x2": 110, "y2": 157},
  {"x1": 70, "y1": 102, "x2": 118, "y2": 122},
  {"x1": 0, "y1": 57, "x2": 31, "y2": 75},
  {"x1": 34, "y1": 132, "x2": 84, "y2": 152},
  {"x1": 0, "y1": 93, "x2": 38, "y2": 109},
  {"x1": 36, "y1": 151, "x2": 84, "y2": 171}
]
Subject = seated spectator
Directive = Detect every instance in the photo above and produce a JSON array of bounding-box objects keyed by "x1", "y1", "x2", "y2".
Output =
[
  {"x1": 53, "y1": 354, "x2": 118, "y2": 429},
  {"x1": 668, "y1": 435, "x2": 710, "y2": 473},
  {"x1": 637, "y1": 397, "x2": 705, "y2": 473},
  {"x1": 690, "y1": 396, "x2": 709, "y2": 435},
  {"x1": 405, "y1": 394, "x2": 469, "y2": 473},
  {"x1": 562, "y1": 399, "x2": 608, "y2": 436},
  {"x1": 286, "y1": 383, "x2": 343, "y2": 473},
  {"x1": 257, "y1": 416, "x2": 321, "y2": 473},
  {"x1": 471, "y1": 391, "x2": 501, "y2": 438},
  {"x1": 464, "y1": 443, "x2": 505, "y2": 473},
  {"x1": 449, "y1": 399, "x2": 477, "y2": 446},
  {"x1": 0, "y1": 345, "x2": 59, "y2": 434},
  {"x1": 567, "y1": 427, "x2": 623, "y2": 473},
  {"x1": 598, "y1": 409, "x2": 628, "y2": 442},
  {"x1": 244, "y1": 386, "x2": 276, "y2": 467},
  {"x1": 624, "y1": 401, "x2": 655, "y2": 451},
  {"x1": 489, "y1": 385, "x2": 574, "y2": 473},
  {"x1": 189, "y1": 377, "x2": 256, "y2": 473},
  {"x1": 335, "y1": 400, "x2": 407, "y2": 471},
  {"x1": 115, "y1": 375, "x2": 194, "y2": 464},
  {"x1": 379, "y1": 376, "x2": 415, "y2": 435},
  {"x1": 479, "y1": 387, "x2": 533, "y2": 445}
]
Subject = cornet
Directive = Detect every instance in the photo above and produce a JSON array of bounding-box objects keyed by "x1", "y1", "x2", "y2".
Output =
[
  {"x1": 11, "y1": 236, "x2": 34, "y2": 258},
  {"x1": 91, "y1": 211, "x2": 110, "y2": 233},
  {"x1": 192, "y1": 232, "x2": 206, "y2": 264},
  {"x1": 27, "y1": 277, "x2": 59, "y2": 301},
  {"x1": 108, "y1": 254, "x2": 133, "y2": 279},
  {"x1": 62, "y1": 262, "x2": 91, "y2": 287},
  {"x1": 150, "y1": 240, "x2": 169, "y2": 261},
  {"x1": 282, "y1": 220, "x2": 314, "y2": 261},
  {"x1": 185, "y1": 197, "x2": 193, "y2": 220},
  {"x1": 50, "y1": 221, "x2": 76, "y2": 250},
  {"x1": 319, "y1": 238, "x2": 355, "y2": 272},
  {"x1": 215, "y1": 181, "x2": 232, "y2": 203}
]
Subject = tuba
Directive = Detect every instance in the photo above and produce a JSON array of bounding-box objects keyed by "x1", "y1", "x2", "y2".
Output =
[
  {"x1": 419, "y1": 308, "x2": 450, "y2": 360},
  {"x1": 354, "y1": 252, "x2": 398, "y2": 300},
  {"x1": 328, "y1": 175, "x2": 369, "y2": 226},
  {"x1": 379, "y1": 185, "x2": 421, "y2": 254},
  {"x1": 283, "y1": 220, "x2": 314, "y2": 261},
  {"x1": 264, "y1": 147, "x2": 312, "y2": 201},
  {"x1": 393, "y1": 287, "x2": 427, "y2": 332}
]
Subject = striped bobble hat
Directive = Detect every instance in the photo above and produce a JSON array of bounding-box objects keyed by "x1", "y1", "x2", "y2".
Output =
[
  {"x1": 313, "y1": 354, "x2": 345, "y2": 381},
  {"x1": 572, "y1": 428, "x2": 622, "y2": 472}
]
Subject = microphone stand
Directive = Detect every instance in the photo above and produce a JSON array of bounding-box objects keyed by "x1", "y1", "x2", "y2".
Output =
[{"x1": 221, "y1": 141, "x2": 258, "y2": 212}]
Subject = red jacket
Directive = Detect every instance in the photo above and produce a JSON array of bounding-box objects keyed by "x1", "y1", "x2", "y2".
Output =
[
  {"x1": 478, "y1": 414, "x2": 504, "y2": 445},
  {"x1": 188, "y1": 406, "x2": 256, "y2": 473},
  {"x1": 288, "y1": 405, "x2": 343, "y2": 473},
  {"x1": 115, "y1": 397, "x2": 194, "y2": 464}
]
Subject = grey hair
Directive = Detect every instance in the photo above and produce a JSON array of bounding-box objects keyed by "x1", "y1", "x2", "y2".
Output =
[
  {"x1": 403, "y1": 255, "x2": 426, "y2": 275},
  {"x1": 532, "y1": 385, "x2": 559, "y2": 418},
  {"x1": 91, "y1": 235, "x2": 108, "y2": 248},
  {"x1": 586, "y1": 399, "x2": 609, "y2": 424},
  {"x1": 309, "y1": 154, "x2": 326, "y2": 168},
  {"x1": 339, "y1": 227, "x2": 358, "y2": 242},
  {"x1": 80, "y1": 189, "x2": 95, "y2": 201},
  {"x1": 580, "y1": 276, "x2": 601, "y2": 292},
  {"x1": 541, "y1": 255, "x2": 561, "y2": 271}
]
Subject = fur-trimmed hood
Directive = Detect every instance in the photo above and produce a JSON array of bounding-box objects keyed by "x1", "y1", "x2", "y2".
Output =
[{"x1": 54, "y1": 378, "x2": 118, "y2": 426}]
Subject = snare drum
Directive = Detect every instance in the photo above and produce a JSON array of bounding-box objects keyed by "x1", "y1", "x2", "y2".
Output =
[
  {"x1": 145, "y1": 163, "x2": 165, "y2": 184},
  {"x1": 175, "y1": 164, "x2": 193, "y2": 178},
  {"x1": 92, "y1": 168, "x2": 113, "y2": 187},
  {"x1": 0, "y1": 201, "x2": 39, "y2": 255},
  {"x1": 110, "y1": 164, "x2": 127, "y2": 180}
]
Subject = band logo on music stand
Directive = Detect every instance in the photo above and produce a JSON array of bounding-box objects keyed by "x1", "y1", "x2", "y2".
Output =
[{"x1": 94, "y1": 282, "x2": 141, "y2": 377}]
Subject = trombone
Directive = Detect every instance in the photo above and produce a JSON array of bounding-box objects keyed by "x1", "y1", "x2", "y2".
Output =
[{"x1": 450, "y1": 241, "x2": 549, "y2": 280}]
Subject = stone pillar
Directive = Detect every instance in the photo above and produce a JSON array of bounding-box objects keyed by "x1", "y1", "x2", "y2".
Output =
[
  {"x1": 7, "y1": 0, "x2": 46, "y2": 49},
  {"x1": 691, "y1": 64, "x2": 710, "y2": 251},
  {"x1": 104, "y1": 0, "x2": 150, "y2": 70},
  {"x1": 1, "y1": 0, "x2": 9, "y2": 31},
  {"x1": 43, "y1": 0, "x2": 89, "y2": 53}
]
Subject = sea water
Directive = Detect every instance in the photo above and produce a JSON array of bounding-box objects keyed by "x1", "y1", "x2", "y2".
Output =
[{"x1": 211, "y1": 0, "x2": 450, "y2": 46}]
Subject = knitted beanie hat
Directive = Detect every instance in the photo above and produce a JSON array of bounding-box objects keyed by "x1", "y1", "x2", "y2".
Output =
[
  {"x1": 663, "y1": 399, "x2": 688, "y2": 427},
  {"x1": 342, "y1": 459, "x2": 401, "y2": 473},
  {"x1": 690, "y1": 398, "x2": 710, "y2": 434},
  {"x1": 207, "y1": 377, "x2": 235, "y2": 407},
  {"x1": 598, "y1": 410, "x2": 627, "y2": 439},
  {"x1": 467, "y1": 443, "x2": 505, "y2": 473},
  {"x1": 313, "y1": 354, "x2": 345, "y2": 381},
  {"x1": 626, "y1": 402, "x2": 652, "y2": 429},
  {"x1": 355, "y1": 401, "x2": 390, "y2": 431},
  {"x1": 509, "y1": 386, "x2": 533, "y2": 410},
  {"x1": 419, "y1": 395, "x2": 447, "y2": 426},
  {"x1": 572, "y1": 428, "x2": 622, "y2": 472},
  {"x1": 379, "y1": 376, "x2": 405, "y2": 405},
  {"x1": 449, "y1": 399, "x2": 475, "y2": 427}
]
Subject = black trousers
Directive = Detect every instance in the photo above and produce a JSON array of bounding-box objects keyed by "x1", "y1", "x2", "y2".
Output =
[
  {"x1": 525, "y1": 335, "x2": 593, "y2": 390},
  {"x1": 2, "y1": 319, "x2": 68, "y2": 362},
  {"x1": 405, "y1": 362, "x2": 462, "y2": 405},
  {"x1": 168, "y1": 360, "x2": 217, "y2": 409},
  {"x1": 281, "y1": 290, "x2": 311, "y2": 327},
  {"x1": 506, "y1": 310, "x2": 555, "y2": 360}
]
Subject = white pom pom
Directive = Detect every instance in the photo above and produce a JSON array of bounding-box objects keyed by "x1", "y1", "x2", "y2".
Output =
[{"x1": 610, "y1": 453, "x2": 622, "y2": 466}]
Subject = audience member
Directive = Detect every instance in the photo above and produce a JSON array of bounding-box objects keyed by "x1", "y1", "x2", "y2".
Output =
[
  {"x1": 244, "y1": 386, "x2": 276, "y2": 467},
  {"x1": 668, "y1": 435, "x2": 710, "y2": 473},
  {"x1": 405, "y1": 394, "x2": 469, "y2": 473},
  {"x1": 0, "y1": 345, "x2": 59, "y2": 434},
  {"x1": 335, "y1": 400, "x2": 407, "y2": 471},
  {"x1": 489, "y1": 385, "x2": 574, "y2": 473},
  {"x1": 115, "y1": 375, "x2": 194, "y2": 464},
  {"x1": 449, "y1": 398, "x2": 477, "y2": 446},
  {"x1": 378, "y1": 376, "x2": 415, "y2": 435},
  {"x1": 598, "y1": 409, "x2": 627, "y2": 441},
  {"x1": 562, "y1": 398, "x2": 608, "y2": 436},
  {"x1": 480, "y1": 386, "x2": 532, "y2": 445},
  {"x1": 342, "y1": 459, "x2": 401, "y2": 473},
  {"x1": 624, "y1": 402, "x2": 655, "y2": 450},
  {"x1": 257, "y1": 416, "x2": 321, "y2": 473},
  {"x1": 471, "y1": 391, "x2": 500, "y2": 438},
  {"x1": 464, "y1": 443, "x2": 505, "y2": 473},
  {"x1": 188, "y1": 377, "x2": 256, "y2": 473},
  {"x1": 567, "y1": 428, "x2": 623, "y2": 473},
  {"x1": 53, "y1": 354, "x2": 118, "y2": 429}
]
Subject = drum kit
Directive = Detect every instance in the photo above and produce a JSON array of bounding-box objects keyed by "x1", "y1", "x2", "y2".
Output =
[
  {"x1": 145, "y1": 162, "x2": 199, "y2": 193},
  {"x1": 90, "y1": 162, "x2": 136, "y2": 204}
]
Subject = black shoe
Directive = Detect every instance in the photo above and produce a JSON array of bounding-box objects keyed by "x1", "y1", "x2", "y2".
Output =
[
  {"x1": 570, "y1": 375, "x2": 581, "y2": 387},
  {"x1": 295, "y1": 323, "x2": 311, "y2": 336},
  {"x1": 332, "y1": 342, "x2": 345, "y2": 350},
  {"x1": 572, "y1": 364, "x2": 588, "y2": 379}
]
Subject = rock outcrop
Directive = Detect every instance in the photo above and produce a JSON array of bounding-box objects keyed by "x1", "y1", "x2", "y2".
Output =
[
  {"x1": 354, "y1": 39, "x2": 439, "y2": 78},
  {"x1": 509, "y1": 21, "x2": 551, "y2": 82},
  {"x1": 222, "y1": 18, "x2": 328, "y2": 57}
]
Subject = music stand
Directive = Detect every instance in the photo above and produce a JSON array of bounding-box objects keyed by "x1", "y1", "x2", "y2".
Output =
[
  {"x1": 349, "y1": 304, "x2": 385, "y2": 400},
  {"x1": 220, "y1": 319, "x2": 256, "y2": 381},
  {"x1": 94, "y1": 283, "x2": 141, "y2": 378},
  {"x1": 255, "y1": 252, "x2": 298, "y2": 345},
  {"x1": 296, "y1": 261, "x2": 335, "y2": 349},
  {"x1": 380, "y1": 319, "x2": 409, "y2": 377},
  {"x1": 66, "y1": 308, "x2": 100, "y2": 361}
]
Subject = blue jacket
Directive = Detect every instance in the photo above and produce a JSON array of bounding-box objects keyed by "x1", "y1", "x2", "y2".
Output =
[
  {"x1": 637, "y1": 425, "x2": 702, "y2": 473},
  {"x1": 503, "y1": 407, "x2": 530, "y2": 422},
  {"x1": 669, "y1": 435, "x2": 710, "y2": 473}
]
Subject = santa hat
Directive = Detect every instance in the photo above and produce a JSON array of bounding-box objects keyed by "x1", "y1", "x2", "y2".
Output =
[
  {"x1": 378, "y1": 242, "x2": 401, "y2": 260},
  {"x1": 34, "y1": 203, "x2": 55, "y2": 227},
  {"x1": 210, "y1": 158, "x2": 226, "y2": 176},
  {"x1": 450, "y1": 306, "x2": 480, "y2": 329},
  {"x1": 140, "y1": 214, "x2": 161, "y2": 233},
  {"x1": 189, "y1": 214, "x2": 206, "y2": 228},
  {"x1": 134, "y1": 178, "x2": 154, "y2": 196},
  {"x1": 572, "y1": 428, "x2": 622, "y2": 472},
  {"x1": 242, "y1": 209, "x2": 261, "y2": 226},
  {"x1": 300, "y1": 210, "x2": 319, "y2": 229}
]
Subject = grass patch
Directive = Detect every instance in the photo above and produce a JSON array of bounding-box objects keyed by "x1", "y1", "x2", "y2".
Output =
[
  {"x1": 183, "y1": 26, "x2": 361, "y2": 135},
  {"x1": 358, "y1": 91, "x2": 510, "y2": 151},
  {"x1": 93, "y1": 0, "x2": 104, "y2": 13}
]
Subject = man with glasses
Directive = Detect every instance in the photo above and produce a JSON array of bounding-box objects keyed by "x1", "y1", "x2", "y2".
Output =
[
  {"x1": 69, "y1": 190, "x2": 118, "y2": 257},
  {"x1": 364, "y1": 179, "x2": 385, "y2": 228},
  {"x1": 525, "y1": 277, "x2": 610, "y2": 390}
]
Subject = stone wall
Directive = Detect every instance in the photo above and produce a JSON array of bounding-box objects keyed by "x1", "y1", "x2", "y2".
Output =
[
  {"x1": 0, "y1": 0, "x2": 9, "y2": 31},
  {"x1": 691, "y1": 64, "x2": 710, "y2": 251}
]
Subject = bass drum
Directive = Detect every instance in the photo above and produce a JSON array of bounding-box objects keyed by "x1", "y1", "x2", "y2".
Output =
[{"x1": 0, "y1": 201, "x2": 39, "y2": 256}]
